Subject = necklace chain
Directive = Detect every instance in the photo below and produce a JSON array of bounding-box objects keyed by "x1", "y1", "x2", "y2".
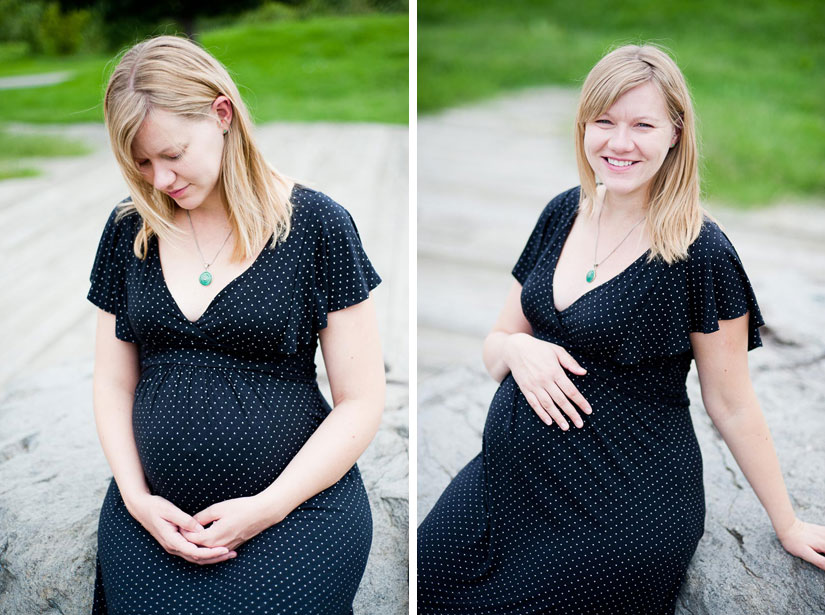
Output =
[
  {"x1": 587, "y1": 206, "x2": 645, "y2": 283},
  {"x1": 186, "y1": 210, "x2": 233, "y2": 286}
]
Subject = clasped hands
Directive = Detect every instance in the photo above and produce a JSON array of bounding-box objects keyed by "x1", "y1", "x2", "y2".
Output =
[
  {"x1": 505, "y1": 333, "x2": 592, "y2": 429},
  {"x1": 127, "y1": 492, "x2": 278, "y2": 566}
]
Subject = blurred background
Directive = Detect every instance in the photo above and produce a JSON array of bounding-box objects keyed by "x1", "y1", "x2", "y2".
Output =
[
  {"x1": 0, "y1": 2, "x2": 408, "y2": 614},
  {"x1": 0, "y1": 0, "x2": 408, "y2": 179},
  {"x1": 418, "y1": 0, "x2": 824, "y2": 207},
  {"x1": 417, "y1": 2, "x2": 825, "y2": 613}
]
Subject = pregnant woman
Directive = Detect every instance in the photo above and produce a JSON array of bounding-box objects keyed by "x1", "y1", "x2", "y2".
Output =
[
  {"x1": 418, "y1": 44, "x2": 825, "y2": 614},
  {"x1": 88, "y1": 35, "x2": 384, "y2": 613}
]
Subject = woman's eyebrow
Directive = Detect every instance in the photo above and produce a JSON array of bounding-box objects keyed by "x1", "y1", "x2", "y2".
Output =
[
  {"x1": 133, "y1": 144, "x2": 186, "y2": 158},
  {"x1": 601, "y1": 111, "x2": 660, "y2": 122}
]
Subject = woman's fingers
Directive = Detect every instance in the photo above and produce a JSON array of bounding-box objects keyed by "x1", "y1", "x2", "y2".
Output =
[
  {"x1": 196, "y1": 552, "x2": 238, "y2": 566},
  {"x1": 160, "y1": 502, "x2": 204, "y2": 533},
  {"x1": 513, "y1": 340, "x2": 592, "y2": 429},
  {"x1": 533, "y1": 389, "x2": 570, "y2": 430},
  {"x1": 553, "y1": 346, "x2": 587, "y2": 376},
  {"x1": 524, "y1": 384, "x2": 585, "y2": 431},
  {"x1": 556, "y1": 377, "x2": 592, "y2": 415},
  {"x1": 165, "y1": 529, "x2": 231, "y2": 564},
  {"x1": 547, "y1": 383, "x2": 583, "y2": 428},
  {"x1": 802, "y1": 547, "x2": 825, "y2": 571},
  {"x1": 523, "y1": 391, "x2": 554, "y2": 426}
]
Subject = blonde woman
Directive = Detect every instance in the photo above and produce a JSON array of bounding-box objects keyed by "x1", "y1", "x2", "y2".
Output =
[
  {"x1": 88, "y1": 35, "x2": 384, "y2": 614},
  {"x1": 417, "y1": 44, "x2": 825, "y2": 614}
]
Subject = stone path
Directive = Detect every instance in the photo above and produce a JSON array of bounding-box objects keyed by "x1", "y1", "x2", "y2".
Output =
[
  {"x1": 418, "y1": 87, "x2": 825, "y2": 614},
  {"x1": 0, "y1": 121, "x2": 408, "y2": 614},
  {"x1": 0, "y1": 71, "x2": 73, "y2": 90}
]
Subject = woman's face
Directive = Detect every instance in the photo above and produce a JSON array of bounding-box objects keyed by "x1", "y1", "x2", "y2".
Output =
[
  {"x1": 583, "y1": 81, "x2": 679, "y2": 203},
  {"x1": 131, "y1": 104, "x2": 228, "y2": 211}
]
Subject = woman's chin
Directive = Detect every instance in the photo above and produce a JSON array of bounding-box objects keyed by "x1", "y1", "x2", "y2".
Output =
[{"x1": 599, "y1": 178, "x2": 650, "y2": 199}]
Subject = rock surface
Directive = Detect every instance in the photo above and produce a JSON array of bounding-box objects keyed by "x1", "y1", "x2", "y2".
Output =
[
  {"x1": 0, "y1": 121, "x2": 408, "y2": 614},
  {"x1": 418, "y1": 88, "x2": 825, "y2": 614}
]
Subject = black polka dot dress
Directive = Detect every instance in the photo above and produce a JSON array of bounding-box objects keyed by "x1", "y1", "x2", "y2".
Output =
[
  {"x1": 87, "y1": 185, "x2": 381, "y2": 614},
  {"x1": 418, "y1": 186, "x2": 765, "y2": 614}
]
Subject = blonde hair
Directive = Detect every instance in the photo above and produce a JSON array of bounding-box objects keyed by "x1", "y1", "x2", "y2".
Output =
[
  {"x1": 574, "y1": 43, "x2": 707, "y2": 264},
  {"x1": 104, "y1": 35, "x2": 293, "y2": 261}
]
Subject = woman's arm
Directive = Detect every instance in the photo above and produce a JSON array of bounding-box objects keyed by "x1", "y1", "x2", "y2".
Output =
[
  {"x1": 482, "y1": 281, "x2": 534, "y2": 382},
  {"x1": 183, "y1": 295, "x2": 385, "y2": 549},
  {"x1": 482, "y1": 281, "x2": 591, "y2": 430},
  {"x1": 93, "y1": 310, "x2": 148, "y2": 506},
  {"x1": 257, "y1": 295, "x2": 386, "y2": 520},
  {"x1": 93, "y1": 310, "x2": 234, "y2": 565},
  {"x1": 692, "y1": 314, "x2": 825, "y2": 570}
]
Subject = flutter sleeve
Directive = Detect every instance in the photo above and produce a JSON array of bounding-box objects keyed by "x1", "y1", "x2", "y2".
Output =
[
  {"x1": 686, "y1": 221, "x2": 765, "y2": 350},
  {"x1": 313, "y1": 196, "x2": 382, "y2": 330},
  {"x1": 87, "y1": 203, "x2": 139, "y2": 343},
  {"x1": 612, "y1": 219, "x2": 765, "y2": 365},
  {"x1": 512, "y1": 186, "x2": 579, "y2": 284}
]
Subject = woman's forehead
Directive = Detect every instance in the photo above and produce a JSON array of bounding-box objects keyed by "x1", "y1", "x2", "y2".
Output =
[
  {"x1": 603, "y1": 82, "x2": 669, "y2": 119},
  {"x1": 132, "y1": 110, "x2": 193, "y2": 155}
]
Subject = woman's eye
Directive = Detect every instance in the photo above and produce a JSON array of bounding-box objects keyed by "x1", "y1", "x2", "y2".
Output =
[
  {"x1": 137, "y1": 160, "x2": 149, "y2": 167},
  {"x1": 595, "y1": 119, "x2": 611, "y2": 125},
  {"x1": 637, "y1": 123, "x2": 653, "y2": 128},
  {"x1": 168, "y1": 153, "x2": 182, "y2": 160}
]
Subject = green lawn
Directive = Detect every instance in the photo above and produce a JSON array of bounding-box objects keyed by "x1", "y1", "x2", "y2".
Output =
[
  {"x1": 0, "y1": 13, "x2": 408, "y2": 124},
  {"x1": 0, "y1": 128, "x2": 92, "y2": 179},
  {"x1": 419, "y1": 0, "x2": 825, "y2": 207}
]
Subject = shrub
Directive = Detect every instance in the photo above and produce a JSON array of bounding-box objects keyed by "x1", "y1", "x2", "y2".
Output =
[{"x1": 37, "y1": 2, "x2": 93, "y2": 55}]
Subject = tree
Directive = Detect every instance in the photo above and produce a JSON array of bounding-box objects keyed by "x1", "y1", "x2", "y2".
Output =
[{"x1": 61, "y1": 0, "x2": 265, "y2": 44}]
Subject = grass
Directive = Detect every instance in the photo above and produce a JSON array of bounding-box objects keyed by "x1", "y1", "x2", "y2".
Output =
[
  {"x1": 0, "y1": 13, "x2": 408, "y2": 124},
  {"x1": 0, "y1": 127, "x2": 92, "y2": 179},
  {"x1": 204, "y1": 15, "x2": 408, "y2": 123},
  {"x1": 418, "y1": 0, "x2": 825, "y2": 207}
]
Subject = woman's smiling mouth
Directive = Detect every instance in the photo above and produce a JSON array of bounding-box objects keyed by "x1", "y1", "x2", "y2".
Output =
[{"x1": 603, "y1": 157, "x2": 640, "y2": 170}]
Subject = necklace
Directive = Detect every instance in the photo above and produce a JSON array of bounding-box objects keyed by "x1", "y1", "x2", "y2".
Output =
[
  {"x1": 586, "y1": 207, "x2": 645, "y2": 283},
  {"x1": 186, "y1": 210, "x2": 233, "y2": 286}
]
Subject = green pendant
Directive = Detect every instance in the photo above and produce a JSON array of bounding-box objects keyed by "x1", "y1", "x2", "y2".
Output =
[
  {"x1": 199, "y1": 271, "x2": 213, "y2": 286},
  {"x1": 586, "y1": 269, "x2": 596, "y2": 283}
]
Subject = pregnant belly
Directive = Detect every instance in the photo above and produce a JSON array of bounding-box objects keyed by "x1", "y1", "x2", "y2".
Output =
[
  {"x1": 132, "y1": 365, "x2": 327, "y2": 512},
  {"x1": 482, "y1": 372, "x2": 704, "y2": 523}
]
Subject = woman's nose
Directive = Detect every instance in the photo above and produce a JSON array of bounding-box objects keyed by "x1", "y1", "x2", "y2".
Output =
[
  {"x1": 152, "y1": 164, "x2": 176, "y2": 191},
  {"x1": 608, "y1": 125, "x2": 634, "y2": 152}
]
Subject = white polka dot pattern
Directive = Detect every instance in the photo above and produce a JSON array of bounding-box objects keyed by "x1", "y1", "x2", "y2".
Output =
[
  {"x1": 87, "y1": 185, "x2": 381, "y2": 614},
  {"x1": 418, "y1": 186, "x2": 765, "y2": 614}
]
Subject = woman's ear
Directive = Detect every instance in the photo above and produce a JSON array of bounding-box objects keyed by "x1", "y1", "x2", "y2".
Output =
[
  {"x1": 670, "y1": 116, "x2": 683, "y2": 148},
  {"x1": 212, "y1": 95, "x2": 233, "y2": 131},
  {"x1": 670, "y1": 126, "x2": 681, "y2": 148}
]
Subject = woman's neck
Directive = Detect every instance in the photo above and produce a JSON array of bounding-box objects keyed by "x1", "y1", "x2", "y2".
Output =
[{"x1": 597, "y1": 184, "x2": 648, "y2": 224}]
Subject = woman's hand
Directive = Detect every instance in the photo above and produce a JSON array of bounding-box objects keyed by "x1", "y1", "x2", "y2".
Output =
[
  {"x1": 777, "y1": 517, "x2": 825, "y2": 571},
  {"x1": 181, "y1": 496, "x2": 274, "y2": 552},
  {"x1": 126, "y1": 493, "x2": 237, "y2": 565},
  {"x1": 505, "y1": 332, "x2": 592, "y2": 430}
]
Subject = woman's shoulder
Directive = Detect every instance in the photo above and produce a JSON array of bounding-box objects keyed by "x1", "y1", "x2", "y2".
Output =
[
  {"x1": 541, "y1": 185, "x2": 581, "y2": 218},
  {"x1": 527, "y1": 185, "x2": 580, "y2": 234},
  {"x1": 290, "y1": 184, "x2": 358, "y2": 233},
  {"x1": 686, "y1": 216, "x2": 741, "y2": 266},
  {"x1": 99, "y1": 196, "x2": 141, "y2": 241}
]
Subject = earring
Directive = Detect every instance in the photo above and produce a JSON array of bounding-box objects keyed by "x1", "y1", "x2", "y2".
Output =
[{"x1": 223, "y1": 128, "x2": 229, "y2": 135}]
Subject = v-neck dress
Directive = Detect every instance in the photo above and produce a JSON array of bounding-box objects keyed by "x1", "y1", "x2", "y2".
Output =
[
  {"x1": 86, "y1": 185, "x2": 381, "y2": 615},
  {"x1": 418, "y1": 186, "x2": 764, "y2": 614}
]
